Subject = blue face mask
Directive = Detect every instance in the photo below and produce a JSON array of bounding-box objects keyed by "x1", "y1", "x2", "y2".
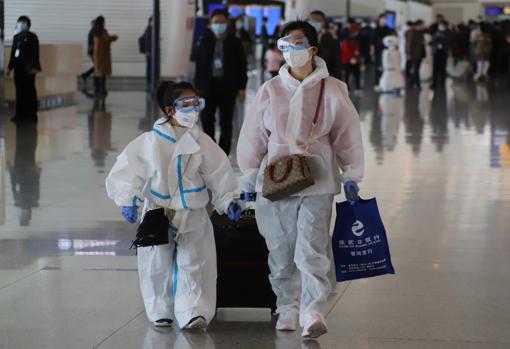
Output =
[{"x1": 211, "y1": 23, "x2": 227, "y2": 36}]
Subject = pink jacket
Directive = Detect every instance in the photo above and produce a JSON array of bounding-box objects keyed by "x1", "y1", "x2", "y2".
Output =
[{"x1": 237, "y1": 57, "x2": 364, "y2": 195}]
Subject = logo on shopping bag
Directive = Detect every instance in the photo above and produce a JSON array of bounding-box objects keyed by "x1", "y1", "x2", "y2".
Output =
[{"x1": 351, "y1": 220, "x2": 365, "y2": 237}]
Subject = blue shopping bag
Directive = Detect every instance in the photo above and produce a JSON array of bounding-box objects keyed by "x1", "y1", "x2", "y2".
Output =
[{"x1": 332, "y1": 198, "x2": 395, "y2": 282}]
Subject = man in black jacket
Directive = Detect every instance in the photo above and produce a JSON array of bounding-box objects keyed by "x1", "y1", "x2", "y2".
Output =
[
  {"x1": 308, "y1": 10, "x2": 342, "y2": 79},
  {"x1": 406, "y1": 20, "x2": 425, "y2": 89},
  {"x1": 7, "y1": 16, "x2": 41, "y2": 123},
  {"x1": 195, "y1": 9, "x2": 247, "y2": 155},
  {"x1": 432, "y1": 20, "x2": 451, "y2": 88},
  {"x1": 372, "y1": 13, "x2": 392, "y2": 87}
]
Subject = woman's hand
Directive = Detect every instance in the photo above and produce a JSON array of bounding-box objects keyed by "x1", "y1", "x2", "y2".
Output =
[{"x1": 344, "y1": 181, "x2": 360, "y2": 205}]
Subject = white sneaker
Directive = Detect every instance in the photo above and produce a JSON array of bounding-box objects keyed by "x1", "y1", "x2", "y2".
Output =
[
  {"x1": 184, "y1": 316, "x2": 207, "y2": 330},
  {"x1": 153, "y1": 318, "x2": 173, "y2": 327},
  {"x1": 275, "y1": 311, "x2": 298, "y2": 331},
  {"x1": 301, "y1": 313, "x2": 328, "y2": 339}
]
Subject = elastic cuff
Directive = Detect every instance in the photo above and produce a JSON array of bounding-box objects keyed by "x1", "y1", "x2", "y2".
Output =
[{"x1": 132, "y1": 195, "x2": 142, "y2": 207}]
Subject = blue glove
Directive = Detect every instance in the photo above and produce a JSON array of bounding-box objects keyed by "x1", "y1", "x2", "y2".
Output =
[
  {"x1": 344, "y1": 181, "x2": 360, "y2": 205},
  {"x1": 227, "y1": 202, "x2": 242, "y2": 222},
  {"x1": 121, "y1": 206, "x2": 138, "y2": 224},
  {"x1": 240, "y1": 191, "x2": 257, "y2": 202}
]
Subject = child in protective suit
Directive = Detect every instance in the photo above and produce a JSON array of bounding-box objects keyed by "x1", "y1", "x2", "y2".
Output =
[{"x1": 106, "y1": 81, "x2": 242, "y2": 330}]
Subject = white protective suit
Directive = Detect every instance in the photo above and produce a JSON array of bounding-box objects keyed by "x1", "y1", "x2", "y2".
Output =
[
  {"x1": 106, "y1": 119, "x2": 237, "y2": 327},
  {"x1": 379, "y1": 36, "x2": 405, "y2": 92},
  {"x1": 237, "y1": 57, "x2": 364, "y2": 326}
]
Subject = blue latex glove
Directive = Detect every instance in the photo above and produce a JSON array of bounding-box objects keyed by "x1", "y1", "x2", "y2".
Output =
[
  {"x1": 240, "y1": 191, "x2": 257, "y2": 202},
  {"x1": 121, "y1": 206, "x2": 138, "y2": 224},
  {"x1": 227, "y1": 202, "x2": 242, "y2": 222},
  {"x1": 344, "y1": 181, "x2": 360, "y2": 205}
]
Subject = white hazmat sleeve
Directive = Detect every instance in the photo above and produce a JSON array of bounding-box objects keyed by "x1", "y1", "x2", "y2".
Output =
[{"x1": 106, "y1": 134, "x2": 152, "y2": 207}]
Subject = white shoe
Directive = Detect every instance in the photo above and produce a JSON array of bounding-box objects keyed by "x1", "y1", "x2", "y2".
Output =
[
  {"x1": 153, "y1": 318, "x2": 173, "y2": 327},
  {"x1": 301, "y1": 313, "x2": 328, "y2": 339},
  {"x1": 184, "y1": 316, "x2": 207, "y2": 330},
  {"x1": 276, "y1": 311, "x2": 298, "y2": 331}
]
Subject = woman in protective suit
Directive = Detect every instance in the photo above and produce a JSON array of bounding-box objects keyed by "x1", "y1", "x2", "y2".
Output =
[
  {"x1": 106, "y1": 81, "x2": 242, "y2": 330},
  {"x1": 237, "y1": 21, "x2": 364, "y2": 339}
]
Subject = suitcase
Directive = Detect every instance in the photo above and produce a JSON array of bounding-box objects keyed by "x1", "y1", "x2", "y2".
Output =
[{"x1": 211, "y1": 209, "x2": 276, "y2": 310}]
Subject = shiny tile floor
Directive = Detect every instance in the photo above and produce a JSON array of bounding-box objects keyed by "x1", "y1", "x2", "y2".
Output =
[{"x1": 1, "y1": 75, "x2": 510, "y2": 349}]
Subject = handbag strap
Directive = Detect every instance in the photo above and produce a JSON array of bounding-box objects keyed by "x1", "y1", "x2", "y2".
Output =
[
  {"x1": 269, "y1": 157, "x2": 294, "y2": 183},
  {"x1": 304, "y1": 79, "x2": 326, "y2": 156},
  {"x1": 313, "y1": 79, "x2": 326, "y2": 125}
]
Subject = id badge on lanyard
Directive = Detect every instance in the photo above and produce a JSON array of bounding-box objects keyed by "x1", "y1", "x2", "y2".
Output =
[{"x1": 14, "y1": 49, "x2": 21, "y2": 58}]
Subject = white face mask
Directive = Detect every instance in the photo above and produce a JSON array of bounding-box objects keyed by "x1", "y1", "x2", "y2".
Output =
[
  {"x1": 174, "y1": 110, "x2": 199, "y2": 128},
  {"x1": 283, "y1": 49, "x2": 311, "y2": 68},
  {"x1": 16, "y1": 22, "x2": 28, "y2": 33}
]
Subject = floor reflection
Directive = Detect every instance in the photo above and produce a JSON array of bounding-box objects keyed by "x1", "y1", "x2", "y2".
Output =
[
  {"x1": 8, "y1": 122, "x2": 40, "y2": 226},
  {"x1": 139, "y1": 325, "x2": 323, "y2": 349},
  {"x1": 405, "y1": 89, "x2": 425, "y2": 156},
  {"x1": 88, "y1": 98, "x2": 114, "y2": 169}
]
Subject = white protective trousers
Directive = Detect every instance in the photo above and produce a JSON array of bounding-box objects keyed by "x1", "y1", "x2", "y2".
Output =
[
  {"x1": 255, "y1": 194, "x2": 334, "y2": 326},
  {"x1": 137, "y1": 208, "x2": 217, "y2": 328}
]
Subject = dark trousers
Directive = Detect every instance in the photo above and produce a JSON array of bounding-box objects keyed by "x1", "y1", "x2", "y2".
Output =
[
  {"x1": 409, "y1": 59, "x2": 422, "y2": 88},
  {"x1": 260, "y1": 44, "x2": 267, "y2": 69},
  {"x1": 374, "y1": 53, "x2": 383, "y2": 86},
  {"x1": 14, "y1": 68, "x2": 38, "y2": 122},
  {"x1": 82, "y1": 66, "x2": 94, "y2": 79},
  {"x1": 344, "y1": 64, "x2": 361, "y2": 89},
  {"x1": 361, "y1": 49, "x2": 372, "y2": 65},
  {"x1": 433, "y1": 53, "x2": 447, "y2": 88},
  {"x1": 145, "y1": 55, "x2": 152, "y2": 90},
  {"x1": 201, "y1": 79, "x2": 238, "y2": 155},
  {"x1": 94, "y1": 76, "x2": 107, "y2": 97}
]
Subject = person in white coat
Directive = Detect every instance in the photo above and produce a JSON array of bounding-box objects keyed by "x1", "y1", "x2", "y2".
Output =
[
  {"x1": 420, "y1": 32, "x2": 433, "y2": 83},
  {"x1": 237, "y1": 21, "x2": 364, "y2": 339},
  {"x1": 379, "y1": 34, "x2": 405, "y2": 94},
  {"x1": 106, "y1": 81, "x2": 242, "y2": 330}
]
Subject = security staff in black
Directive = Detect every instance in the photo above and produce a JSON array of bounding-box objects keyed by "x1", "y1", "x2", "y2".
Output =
[
  {"x1": 7, "y1": 16, "x2": 41, "y2": 123},
  {"x1": 195, "y1": 9, "x2": 247, "y2": 155}
]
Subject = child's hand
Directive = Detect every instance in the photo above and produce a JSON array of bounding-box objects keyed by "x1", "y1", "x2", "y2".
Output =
[
  {"x1": 121, "y1": 206, "x2": 138, "y2": 224},
  {"x1": 227, "y1": 202, "x2": 242, "y2": 222}
]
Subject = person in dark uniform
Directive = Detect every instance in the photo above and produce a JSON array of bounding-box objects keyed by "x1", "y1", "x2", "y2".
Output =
[
  {"x1": 139, "y1": 16, "x2": 152, "y2": 91},
  {"x1": 6, "y1": 16, "x2": 41, "y2": 123},
  {"x1": 194, "y1": 9, "x2": 247, "y2": 155},
  {"x1": 359, "y1": 20, "x2": 374, "y2": 66},
  {"x1": 80, "y1": 20, "x2": 96, "y2": 85},
  {"x1": 432, "y1": 20, "x2": 451, "y2": 88},
  {"x1": 260, "y1": 17, "x2": 269, "y2": 69},
  {"x1": 372, "y1": 13, "x2": 392, "y2": 87},
  {"x1": 308, "y1": 10, "x2": 342, "y2": 79}
]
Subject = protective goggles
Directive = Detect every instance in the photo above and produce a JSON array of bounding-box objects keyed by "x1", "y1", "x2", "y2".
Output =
[
  {"x1": 173, "y1": 96, "x2": 205, "y2": 112},
  {"x1": 277, "y1": 35, "x2": 310, "y2": 52}
]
